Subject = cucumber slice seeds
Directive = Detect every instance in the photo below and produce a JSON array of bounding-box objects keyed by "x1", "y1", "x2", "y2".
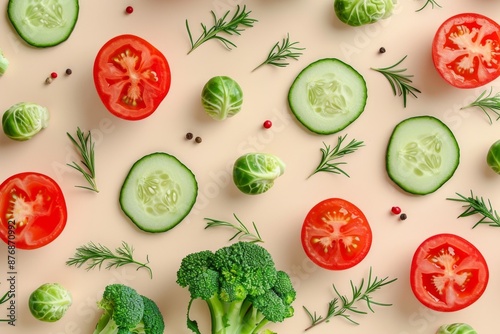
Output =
[
  {"x1": 288, "y1": 58, "x2": 367, "y2": 135},
  {"x1": 120, "y1": 152, "x2": 198, "y2": 233},
  {"x1": 386, "y1": 116, "x2": 460, "y2": 195},
  {"x1": 8, "y1": 0, "x2": 79, "y2": 48}
]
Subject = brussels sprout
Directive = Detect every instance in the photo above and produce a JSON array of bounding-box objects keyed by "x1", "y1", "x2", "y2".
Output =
[
  {"x1": 487, "y1": 140, "x2": 500, "y2": 174},
  {"x1": 436, "y1": 323, "x2": 477, "y2": 334},
  {"x1": 0, "y1": 49, "x2": 8, "y2": 76},
  {"x1": 2, "y1": 102, "x2": 49, "y2": 141},
  {"x1": 233, "y1": 153, "x2": 285, "y2": 195},
  {"x1": 29, "y1": 283, "x2": 72, "y2": 322},
  {"x1": 334, "y1": 0, "x2": 395, "y2": 26},
  {"x1": 201, "y1": 76, "x2": 243, "y2": 120}
]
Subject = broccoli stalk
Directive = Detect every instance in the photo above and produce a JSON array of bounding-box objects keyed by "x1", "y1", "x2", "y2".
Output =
[{"x1": 177, "y1": 242, "x2": 296, "y2": 334}]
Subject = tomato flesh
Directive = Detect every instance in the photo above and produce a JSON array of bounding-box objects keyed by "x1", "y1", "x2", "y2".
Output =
[
  {"x1": 432, "y1": 13, "x2": 500, "y2": 88},
  {"x1": 301, "y1": 198, "x2": 372, "y2": 270},
  {"x1": 410, "y1": 233, "x2": 488, "y2": 312},
  {"x1": 93, "y1": 34, "x2": 171, "y2": 120},
  {"x1": 0, "y1": 172, "x2": 67, "y2": 250}
]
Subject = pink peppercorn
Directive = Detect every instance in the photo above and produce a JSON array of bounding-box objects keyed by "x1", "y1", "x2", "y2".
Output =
[
  {"x1": 126, "y1": 6, "x2": 134, "y2": 14},
  {"x1": 263, "y1": 120, "x2": 272, "y2": 129}
]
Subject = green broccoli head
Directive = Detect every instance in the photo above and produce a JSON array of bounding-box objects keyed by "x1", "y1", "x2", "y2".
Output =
[
  {"x1": 272, "y1": 270, "x2": 297, "y2": 306},
  {"x1": 176, "y1": 250, "x2": 219, "y2": 300},
  {"x1": 130, "y1": 295, "x2": 165, "y2": 334}
]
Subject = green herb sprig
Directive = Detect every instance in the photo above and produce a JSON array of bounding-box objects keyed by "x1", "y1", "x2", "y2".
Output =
[
  {"x1": 461, "y1": 87, "x2": 500, "y2": 124},
  {"x1": 66, "y1": 241, "x2": 153, "y2": 278},
  {"x1": 186, "y1": 5, "x2": 257, "y2": 54},
  {"x1": 416, "y1": 0, "x2": 442, "y2": 12},
  {"x1": 67, "y1": 127, "x2": 98, "y2": 192},
  {"x1": 447, "y1": 190, "x2": 500, "y2": 228},
  {"x1": 308, "y1": 134, "x2": 364, "y2": 178},
  {"x1": 252, "y1": 33, "x2": 305, "y2": 72},
  {"x1": 0, "y1": 288, "x2": 13, "y2": 322},
  {"x1": 303, "y1": 267, "x2": 397, "y2": 331},
  {"x1": 204, "y1": 213, "x2": 264, "y2": 243},
  {"x1": 371, "y1": 55, "x2": 421, "y2": 108}
]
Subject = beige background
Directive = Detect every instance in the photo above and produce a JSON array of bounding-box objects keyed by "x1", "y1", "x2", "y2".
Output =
[{"x1": 1, "y1": 0, "x2": 500, "y2": 333}]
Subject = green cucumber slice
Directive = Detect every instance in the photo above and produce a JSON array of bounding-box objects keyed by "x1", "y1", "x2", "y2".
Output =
[
  {"x1": 119, "y1": 152, "x2": 198, "y2": 233},
  {"x1": 8, "y1": 0, "x2": 79, "y2": 48},
  {"x1": 386, "y1": 116, "x2": 460, "y2": 195},
  {"x1": 288, "y1": 58, "x2": 367, "y2": 135}
]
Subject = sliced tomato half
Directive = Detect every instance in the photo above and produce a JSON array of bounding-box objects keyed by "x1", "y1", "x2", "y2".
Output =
[
  {"x1": 0, "y1": 172, "x2": 67, "y2": 250},
  {"x1": 301, "y1": 198, "x2": 372, "y2": 270},
  {"x1": 93, "y1": 34, "x2": 171, "y2": 120},
  {"x1": 410, "y1": 233, "x2": 489, "y2": 312},
  {"x1": 432, "y1": 13, "x2": 500, "y2": 88}
]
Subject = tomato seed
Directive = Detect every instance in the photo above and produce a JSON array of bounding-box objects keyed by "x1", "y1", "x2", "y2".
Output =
[
  {"x1": 263, "y1": 120, "x2": 272, "y2": 129},
  {"x1": 126, "y1": 6, "x2": 134, "y2": 14},
  {"x1": 185, "y1": 132, "x2": 193, "y2": 140},
  {"x1": 400, "y1": 213, "x2": 408, "y2": 220},
  {"x1": 391, "y1": 206, "x2": 401, "y2": 214}
]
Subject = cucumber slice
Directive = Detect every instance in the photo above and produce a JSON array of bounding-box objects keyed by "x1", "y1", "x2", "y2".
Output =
[
  {"x1": 386, "y1": 116, "x2": 460, "y2": 195},
  {"x1": 119, "y1": 152, "x2": 198, "y2": 233},
  {"x1": 288, "y1": 58, "x2": 367, "y2": 135},
  {"x1": 8, "y1": 0, "x2": 79, "y2": 48}
]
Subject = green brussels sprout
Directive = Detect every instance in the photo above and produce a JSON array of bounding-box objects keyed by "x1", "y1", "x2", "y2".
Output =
[
  {"x1": 487, "y1": 139, "x2": 500, "y2": 174},
  {"x1": 334, "y1": 0, "x2": 395, "y2": 26},
  {"x1": 201, "y1": 76, "x2": 243, "y2": 120},
  {"x1": 0, "y1": 49, "x2": 8, "y2": 76},
  {"x1": 233, "y1": 153, "x2": 285, "y2": 195},
  {"x1": 436, "y1": 323, "x2": 477, "y2": 334},
  {"x1": 29, "y1": 283, "x2": 72, "y2": 322},
  {"x1": 2, "y1": 102, "x2": 49, "y2": 141}
]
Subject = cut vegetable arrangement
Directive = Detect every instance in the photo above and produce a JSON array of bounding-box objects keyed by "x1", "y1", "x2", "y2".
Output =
[
  {"x1": 386, "y1": 116, "x2": 460, "y2": 195},
  {"x1": 119, "y1": 152, "x2": 198, "y2": 233},
  {"x1": 288, "y1": 58, "x2": 367, "y2": 135}
]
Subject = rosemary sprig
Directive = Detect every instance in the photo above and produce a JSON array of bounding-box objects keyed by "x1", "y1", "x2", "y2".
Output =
[
  {"x1": 371, "y1": 55, "x2": 421, "y2": 108},
  {"x1": 0, "y1": 288, "x2": 13, "y2": 321},
  {"x1": 204, "y1": 213, "x2": 264, "y2": 243},
  {"x1": 308, "y1": 134, "x2": 364, "y2": 179},
  {"x1": 447, "y1": 190, "x2": 500, "y2": 228},
  {"x1": 416, "y1": 0, "x2": 442, "y2": 12},
  {"x1": 66, "y1": 241, "x2": 153, "y2": 279},
  {"x1": 185, "y1": 5, "x2": 257, "y2": 54},
  {"x1": 67, "y1": 127, "x2": 98, "y2": 192},
  {"x1": 252, "y1": 33, "x2": 305, "y2": 72},
  {"x1": 303, "y1": 267, "x2": 397, "y2": 331},
  {"x1": 461, "y1": 87, "x2": 500, "y2": 124}
]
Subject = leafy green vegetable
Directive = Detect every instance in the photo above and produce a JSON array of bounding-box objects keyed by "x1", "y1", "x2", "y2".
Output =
[
  {"x1": 0, "y1": 49, "x2": 8, "y2": 75},
  {"x1": 447, "y1": 190, "x2": 500, "y2": 228},
  {"x1": 487, "y1": 140, "x2": 500, "y2": 174},
  {"x1": 176, "y1": 241, "x2": 296, "y2": 334},
  {"x1": 233, "y1": 153, "x2": 285, "y2": 195},
  {"x1": 253, "y1": 33, "x2": 305, "y2": 72},
  {"x1": 334, "y1": 0, "x2": 395, "y2": 26},
  {"x1": 371, "y1": 56, "x2": 421, "y2": 108},
  {"x1": 201, "y1": 76, "x2": 243, "y2": 120},
  {"x1": 308, "y1": 134, "x2": 364, "y2": 178},
  {"x1": 416, "y1": 0, "x2": 442, "y2": 12},
  {"x1": 303, "y1": 267, "x2": 397, "y2": 331},
  {"x1": 436, "y1": 323, "x2": 477, "y2": 334},
  {"x1": 67, "y1": 127, "x2": 99, "y2": 192},
  {"x1": 185, "y1": 5, "x2": 257, "y2": 54},
  {"x1": 29, "y1": 283, "x2": 72, "y2": 322},
  {"x1": 66, "y1": 241, "x2": 153, "y2": 279},
  {"x1": 461, "y1": 87, "x2": 500, "y2": 124},
  {"x1": 204, "y1": 213, "x2": 264, "y2": 243},
  {"x1": 2, "y1": 102, "x2": 49, "y2": 140}
]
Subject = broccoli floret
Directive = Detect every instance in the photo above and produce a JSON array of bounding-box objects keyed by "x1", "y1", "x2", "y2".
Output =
[
  {"x1": 176, "y1": 242, "x2": 296, "y2": 334},
  {"x1": 93, "y1": 284, "x2": 165, "y2": 334}
]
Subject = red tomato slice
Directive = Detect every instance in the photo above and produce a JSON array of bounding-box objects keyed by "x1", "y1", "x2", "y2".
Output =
[
  {"x1": 432, "y1": 13, "x2": 500, "y2": 89},
  {"x1": 301, "y1": 198, "x2": 372, "y2": 270},
  {"x1": 0, "y1": 172, "x2": 67, "y2": 250},
  {"x1": 410, "y1": 233, "x2": 489, "y2": 312},
  {"x1": 93, "y1": 34, "x2": 171, "y2": 120}
]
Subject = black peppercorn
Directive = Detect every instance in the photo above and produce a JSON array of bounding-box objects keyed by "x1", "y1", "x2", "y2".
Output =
[
  {"x1": 185, "y1": 132, "x2": 193, "y2": 140},
  {"x1": 399, "y1": 213, "x2": 407, "y2": 220},
  {"x1": 379, "y1": 47, "x2": 386, "y2": 54},
  {"x1": 195, "y1": 136, "x2": 202, "y2": 143}
]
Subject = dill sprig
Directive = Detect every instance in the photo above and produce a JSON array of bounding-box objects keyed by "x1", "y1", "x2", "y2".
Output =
[
  {"x1": 371, "y1": 55, "x2": 421, "y2": 108},
  {"x1": 204, "y1": 213, "x2": 264, "y2": 243},
  {"x1": 461, "y1": 87, "x2": 500, "y2": 124},
  {"x1": 185, "y1": 5, "x2": 257, "y2": 54},
  {"x1": 308, "y1": 134, "x2": 364, "y2": 179},
  {"x1": 66, "y1": 241, "x2": 153, "y2": 279},
  {"x1": 447, "y1": 190, "x2": 500, "y2": 228},
  {"x1": 416, "y1": 0, "x2": 442, "y2": 12},
  {"x1": 252, "y1": 33, "x2": 305, "y2": 72},
  {"x1": 67, "y1": 127, "x2": 98, "y2": 192},
  {"x1": 303, "y1": 267, "x2": 397, "y2": 331}
]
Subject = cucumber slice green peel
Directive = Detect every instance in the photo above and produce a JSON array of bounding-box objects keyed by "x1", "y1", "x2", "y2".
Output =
[
  {"x1": 8, "y1": 0, "x2": 79, "y2": 48},
  {"x1": 119, "y1": 152, "x2": 198, "y2": 233},
  {"x1": 288, "y1": 58, "x2": 367, "y2": 135},
  {"x1": 386, "y1": 116, "x2": 460, "y2": 195}
]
